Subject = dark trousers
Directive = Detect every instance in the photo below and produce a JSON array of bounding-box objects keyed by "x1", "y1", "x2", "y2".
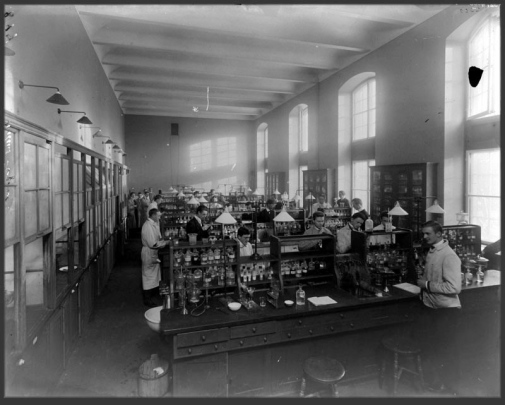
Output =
[{"x1": 411, "y1": 302, "x2": 462, "y2": 388}]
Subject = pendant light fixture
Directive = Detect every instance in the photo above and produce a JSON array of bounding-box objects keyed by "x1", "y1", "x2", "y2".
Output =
[
  {"x1": 177, "y1": 190, "x2": 185, "y2": 198},
  {"x1": 57, "y1": 109, "x2": 92, "y2": 124},
  {"x1": 273, "y1": 206, "x2": 295, "y2": 222},
  {"x1": 214, "y1": 206, "x2": 237, "y2": 225},
  {"x1": 388, "y1": 201, "x2": 409, "y2": 216},
  {"x1": 425, "y1": 199, "x2": 445, "y2": 214},
  {"x1": 19, "y1": 80, "x2": 70, "y2": 105}
]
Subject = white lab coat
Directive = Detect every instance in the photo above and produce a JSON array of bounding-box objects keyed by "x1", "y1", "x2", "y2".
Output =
[{"x1": 141, "y1": 218, "x2": 163, "y2": 290}]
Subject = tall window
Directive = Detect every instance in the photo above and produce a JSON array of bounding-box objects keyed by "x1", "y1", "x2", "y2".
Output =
[
  {"x1": 352, "y1": 78, "x2": 376, "y2": 141},
  {"x1": 299, "y1": 105, "x2": 308, "y2": 152},
  {"x1": 256, "y1": 124, "x2": 268, "y2": 194},
  {"x1": 467, "y1": 11, "x2": 500, "y2": 119},
  {"x1": 216, "y1": 137, "x2": 236, "y2": 167},
  {"x1": 467, "y1": 149, "x2": 500, "y2": 243},
  {"x1": 189, "y1": 140, "x2": 211, "y2": 172},
  {"x1": 352, "y1": 159, "x2": 375, "y2": 210}
]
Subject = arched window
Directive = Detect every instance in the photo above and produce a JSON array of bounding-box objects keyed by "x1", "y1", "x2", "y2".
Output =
[
  {"x1": 288, "y1": 104, "x2": 308, "y2": 198},
  {"x1": 352, "y1": 78, "x2": 376, "y2": 141},
  {"x1": 256, "y1": 123, "x2": 268, "y2": 194},
  {"x1": 467, "y1": 11, "x2": 500, "y2": 119}
]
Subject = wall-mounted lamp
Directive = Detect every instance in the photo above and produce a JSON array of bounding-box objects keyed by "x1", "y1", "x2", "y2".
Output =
[
  {"x1": 112, "y1": 145, "x2": 121, "y2": 150},
  {"x1": 93, "y1": 130, "x2": 107, "y2": 138},
  {"x1": 102, "y1": 139, "x2": 114, "y2": 145},
  {"x1": 57, "y1": 109, "x2": 92, "y2": 124},
  {"x1": 122, "y1": 153, "x2": 127, "y2": 157},
  {"x1": 19, "y1": 80, "x2": 69, "y2": 105}
]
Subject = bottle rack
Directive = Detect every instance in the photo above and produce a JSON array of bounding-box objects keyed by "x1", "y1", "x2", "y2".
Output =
[
  {"x1": 441, "y1": 224, "x2": 481, "y2": 263},
  {"x1": 270, "y1": 234, "x2": 337, "y2": 292},
  {"x1": 364, "y1": 228, "x2": 416, "y2": 287},
  {"x1": 161, "y1": 239, "x2": 240, "y2": 309}
]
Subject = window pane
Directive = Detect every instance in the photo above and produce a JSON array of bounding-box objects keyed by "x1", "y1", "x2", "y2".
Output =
[
  {"x1": 54, "y1": 193, "x2": 62, "y2": 229},
  {"x1": 38, "y1": 146, "x2": 50, "y2": 188},
  {"x1": 24, "y1": 191, "x2": 38, "y2": 237},
  {"x1": 54, "y1": 157, "x2": 62, "y2": 192},
  {"x1": 24, "y1": 143, "x2": 37, "y2": 189},
  {"x1": 63, "y1": 192, "x2": 70, "y2": 225},
  {"x1": 38, "y1": 190, "x2": 50, "y2": 231},
  {"x1": 469, "y1": 196, "x2": 500, "y2": 242},
  {"x1": 4, "y1": 186, "x2": 17, "y2": 241},
  {"x1": 62, "y1": 158, "x2": 70, "y2": 192}
]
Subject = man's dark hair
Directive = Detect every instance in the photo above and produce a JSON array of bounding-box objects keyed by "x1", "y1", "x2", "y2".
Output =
[
  {"x1": 351, "y1": 198, "x2": 362, "y2": 206},
  {"x1": 266, "y1": 199, "x2": 276, "y2": 205},
  {"x1": 148, "y1": 208, "x2": 159, "y2": 218},
  {"x1": 237, "y1": 227, "x2": 251, "y2": 237},
  {"x1": 380, "y1": 211, "x2": 389, "y2": 219},
  {"x1": 422, "y1": 220, "x2": 443, "y2": 234},
  {"x1": 154, "y1": 194, "x2": 162, "y2": 202},
  {"x1": 196, "y1": 205, "x2": 207, "y2": 214},
  {"x1": 313, "y1": 211, "x2": 325, "y2": 220},
  {"x1": 352, "y1": 212, "x2": 367, "y2": 221}
]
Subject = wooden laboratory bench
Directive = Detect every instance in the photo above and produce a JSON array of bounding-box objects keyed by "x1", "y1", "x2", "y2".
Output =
[{"x1": 159, "y1": 280, "x2": 500, "y2": 397}]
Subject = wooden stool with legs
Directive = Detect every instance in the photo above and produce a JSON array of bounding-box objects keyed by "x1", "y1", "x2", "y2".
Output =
[{"x1": 300, "y1": 356, "x2": 346, "y2": 397}]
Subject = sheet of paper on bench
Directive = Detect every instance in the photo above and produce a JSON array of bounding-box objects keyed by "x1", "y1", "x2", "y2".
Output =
[
  {"x1": 308, "y1": 296, "x2": 338, "y2": 306},
  {"x1": 393, "y1": 283, "x2": 421, "y2": 294}
]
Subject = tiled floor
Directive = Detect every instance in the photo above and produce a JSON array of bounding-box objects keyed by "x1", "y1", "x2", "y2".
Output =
[{"x1": 50, "y1": 235, "x2": 501, "y2": 398}]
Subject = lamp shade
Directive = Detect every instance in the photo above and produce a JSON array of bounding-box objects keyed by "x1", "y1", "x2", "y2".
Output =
[
  {"x1": 273, "y1": 188, "x2": 281, "y2": 195},
  {"x1": 305, "y1": 193, "x2": 315, "y2": 200},
  {"x1": 247, "y1": 187, "x2": 252, "y2": 192},
  {"x1": 214, "y1": 206, "x2": 237, "y2": 224},
  {"x1": 77, "y1": 115, "x2": 93, "y2": 125},
  {"x1": 104, "y1": 139, "x2": 114, "y2": 145},
  {"x1": 168, "y1": 186, "x2": 174, "y2": 192},
  {"x1": 281, "y1": 192, "x2": 289, "y2": 201},
  {"x1": 198, "y1": 196, "x2": 208, "y2": 203},
  {"x1": 252, "y1": 189, "x2": 260, "y2": 195},
  {"x1": 187, "y1": 196, "x2": 199, "y2": 205},
  {"x1": 273, "y1": 206, "x2": 295, "y2": 222},
  {"x1": 293, "y1": 194, "x2": 301, "y2": 202},
  {"x1": 113, "y1": 145, "x2": 121, "y2": 150},
  {"x1": 388, "y1": 201, "x2": 409, "y2": 216},
  {"x1": 177, "y1": 190, "x2": 185, "y2": 197},
  {"x1": 426, "y1": 199, "x2": 445, "y2": 214},
  {"x1": 46, "y1": 91, "x2": 70, "y2": 105}
]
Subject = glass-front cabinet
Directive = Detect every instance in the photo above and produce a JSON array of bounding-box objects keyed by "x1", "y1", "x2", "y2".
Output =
[{"x1": 3, "y1": 113, "x2": 128, "y2": 375}]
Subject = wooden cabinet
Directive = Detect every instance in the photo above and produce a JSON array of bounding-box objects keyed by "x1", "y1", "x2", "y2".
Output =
[
  {"x1": 302, "y1": 168, "x2": 335, "y2": 211},
  {"x1": 369, "y1": 163, "x2": 437, "y2": 235}
]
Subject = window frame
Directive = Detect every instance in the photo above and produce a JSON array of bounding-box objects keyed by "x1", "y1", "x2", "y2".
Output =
[
  {"x1": 351, "y1": 159, "x2": 376, "y2": 210},
  {"x1": 351, "y1": 78, "x2": 376, "y2": 141}
]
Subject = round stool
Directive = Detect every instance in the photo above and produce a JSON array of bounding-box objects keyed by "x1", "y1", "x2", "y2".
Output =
[
  {"x1": 379, "y1": 335, "x2": 424, "y2": 395},
  {"x1": 300, "y1": 356, "x2": 346, "y2": 397}
]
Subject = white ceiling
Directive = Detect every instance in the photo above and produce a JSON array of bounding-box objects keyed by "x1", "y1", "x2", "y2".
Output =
[{"x1": 75, "y1": 4, "x2": 449, "y2": 121}]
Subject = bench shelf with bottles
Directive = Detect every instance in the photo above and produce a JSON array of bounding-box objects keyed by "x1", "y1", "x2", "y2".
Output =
[
  {"x1": 272, "y1": 208, "x2": 306, "y2": 236},
  {"x1": 323, "y1": 207, "x2": 352, "y2": 235},
  {"x1": 162, "y1": 239, "x2": 240, "y2": 309},
  {"x1": 442, "y1": 224, "x2": 481, "y2": 262},
  {"x1": 365, "y1": 228, "x2": 416, "y2": 287},
  {"x1": 270, "y1": 234, "x2": 337, "y2": 291}
]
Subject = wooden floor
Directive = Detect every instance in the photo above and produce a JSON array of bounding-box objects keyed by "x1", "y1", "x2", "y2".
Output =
[{"x1": 47, "y1": 234, "x2": 501, "y2": 398}]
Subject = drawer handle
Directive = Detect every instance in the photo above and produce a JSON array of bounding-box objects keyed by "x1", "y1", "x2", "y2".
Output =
[
  {"x1": 263, "y1": 337, "x2": 267, "y2": 342},
  {"x1": 340, "y1": 313, "x2": 344, "y2": 318},
  {"x1": 240, "y1": 340, "x2": 244, "y2": 346},
  {"x1": 287, "y1": 333, "x2": 292, "y2": 338},
  {"x1": 214, "y1": 344, "x2": 218, "y2": 350},
  {"x1": 298, "y1": 320, "x2": 303, "y2": 325},
  {"x1": 71, "y1": 289, "x2": 75, "y2": 294},
  {"x1": 201, "y1": 335, "x2": 206, "y2": 341},
  {"x1": 330, "y1": 326, "x2": 335, "y2": 331},
  {"x1": 309, "y1": 329, "x2": 313, "y2": 334},
  {"x1": 350, "y1": 323, "x2": 355, "y2": 328},
  {"x1": 188, "y1": 348, "x2": 192, "y2": 354},
  {"x1": 252, "y1": 327, "x2": 257, "y2": 333}
]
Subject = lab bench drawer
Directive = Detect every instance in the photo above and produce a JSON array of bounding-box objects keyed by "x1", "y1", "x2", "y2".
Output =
[
  {"x1": 229, "y1": 321, "x2": 276, "y2": 339},
  {"x1": 175, "y1": 327, "x2": 229, "y2": 348}
]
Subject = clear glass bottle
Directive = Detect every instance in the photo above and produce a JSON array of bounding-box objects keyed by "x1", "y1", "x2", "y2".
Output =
[{"x1": 296, "y1": 285, "x2": 305, "y2": 306}]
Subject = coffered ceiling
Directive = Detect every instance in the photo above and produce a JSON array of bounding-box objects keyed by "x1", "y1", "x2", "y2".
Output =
[{"x1": 76, "y1": 4, "x2": 449, "y2": 120}]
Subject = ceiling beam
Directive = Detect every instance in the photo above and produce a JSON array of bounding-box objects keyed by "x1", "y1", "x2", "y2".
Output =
[
  {"x1": 101, "y1": 51, "x2": 318, "y2": 84},
  {"x1": 108, "y1": 70, "x2": 298, "y2": 94},
  {"x1": 123, "y1": 108, "x2": 256, "y2": 121}
]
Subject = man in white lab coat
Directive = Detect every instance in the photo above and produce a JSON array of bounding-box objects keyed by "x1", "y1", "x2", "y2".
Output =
[{"x1": 141, "y1": 208, "x2": 167, "y2": 307}]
